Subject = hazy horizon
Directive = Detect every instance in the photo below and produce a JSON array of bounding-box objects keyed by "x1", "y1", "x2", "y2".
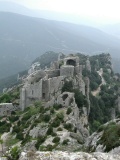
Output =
[{"x1": 1, "y1": 0, "x2": 120, "y2": 26}]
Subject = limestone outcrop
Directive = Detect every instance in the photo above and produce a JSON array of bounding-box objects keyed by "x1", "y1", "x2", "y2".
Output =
[
  {"x1": 0, "y1": 103, "x2": 17, "y2": 116},
  {"x1": 85, "y1": 119, "x2": 120, "y2": 153},
  {"x1": 19, "y1": 151, "x2": 120, "y2": 160}
]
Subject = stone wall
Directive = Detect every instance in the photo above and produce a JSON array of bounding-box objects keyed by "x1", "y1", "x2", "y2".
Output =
[
  {"x1": 50, "y1": 61, "x2": 60, "y2": 70},
  {"x1": 64, "y1": 56, "x2": 80, "y2": 66},
  {"x1": 26, "y1": 70, "x2": 46, "y2": 84},
  {"x1": 48, "y1": 76, "x2": 64, "y2": 100},
  {"x1": 57, "y1": 92, "x2": 75, "y2": 107},
  {"x1": 20, "y1": 80, "x2": 43, "y2": 110},
  {"x1": 46, "y1": 69, "x2": 60, "y2": 78},
  {"x1": 20, "y1": 54, "x2": 90, "y2": 111},
  {"x1": 0, "y1": 103, "x2": 17, "y2": 116},
  {"x1": 74, "y1": 65, "x2": 80, "y2": 75},
  {"x1": 60, "y1": 65, "x2": 74, "y2": 77},
  {"x1": 42, "y1": 79, "x2": 50, "y2": 101}
]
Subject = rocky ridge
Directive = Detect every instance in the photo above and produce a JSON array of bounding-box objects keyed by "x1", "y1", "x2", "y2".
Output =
[{"x1": 0, "y1": 53, "x2": 120, "y2": 159}]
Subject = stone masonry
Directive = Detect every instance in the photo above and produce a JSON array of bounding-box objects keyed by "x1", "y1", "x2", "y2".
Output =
[{"x1": 20, "y1": 54, "x2": 90, "y2": 111}]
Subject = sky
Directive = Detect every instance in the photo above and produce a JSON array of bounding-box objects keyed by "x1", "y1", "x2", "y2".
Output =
[{"x1": 1, "y1": 0, "x2": 120, "y2": 24}]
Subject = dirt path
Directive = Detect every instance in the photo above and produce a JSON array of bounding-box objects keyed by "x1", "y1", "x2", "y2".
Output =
[{"x1": 92, "y1": 68, "x2": 106, "y2": 96}]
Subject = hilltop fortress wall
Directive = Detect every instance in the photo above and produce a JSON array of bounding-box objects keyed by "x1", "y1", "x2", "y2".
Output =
[{"x1": 20, "y1": 54, "x2": 89, "y2": 111}]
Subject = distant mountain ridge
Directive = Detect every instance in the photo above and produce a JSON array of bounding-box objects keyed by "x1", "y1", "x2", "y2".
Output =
[
  {"x1": 1, "y1": 12, "x2": 120, "y2": 78},
  {"x1": 0, "y1": 1, "x2": 101, "y2": 26},
  {"x1": 102, "y1": 23, "x2": 120, "y2": 39}
]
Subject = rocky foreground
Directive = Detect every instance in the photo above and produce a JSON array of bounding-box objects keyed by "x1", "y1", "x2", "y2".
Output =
[{"x1": 19, "y1": 151, "x2": 120, "y2": 160}]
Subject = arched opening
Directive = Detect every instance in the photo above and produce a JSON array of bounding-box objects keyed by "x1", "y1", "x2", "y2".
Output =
[
  {"x1": 66, "y1": 59, "x2": 76, "y2": 66},
  {"x1": 62, "y1": 94, "x2": 68, "y2": 101}
]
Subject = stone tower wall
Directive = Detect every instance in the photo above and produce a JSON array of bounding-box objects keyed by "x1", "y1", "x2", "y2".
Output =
[
  {"x1": 60, "y1": 65, "x2": 74, "y2": 77},
  {"x1": 46, "y1": 69, "x2": 60, "y2": 78}
]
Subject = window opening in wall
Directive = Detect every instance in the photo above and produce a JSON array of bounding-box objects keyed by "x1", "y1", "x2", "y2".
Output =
[
  {"x1": 42, "y1": 93, "x2": 45, "y2": 99},
  {"x1": 32, "y1": 90, "x2": 34, "y2": 95},
  {"x1": 66, "y1": 59, "x2": 76, "y2": 66},
  {"x1": 62, "y1": 94, "x2": 68, "y2": 101}
]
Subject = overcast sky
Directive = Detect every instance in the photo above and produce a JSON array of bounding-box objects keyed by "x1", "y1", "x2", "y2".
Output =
[{"x1": 1, "y1": 0, "x2": 120, "y2": 24}]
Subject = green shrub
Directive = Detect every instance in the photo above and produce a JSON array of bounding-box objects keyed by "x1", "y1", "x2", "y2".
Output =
[
  {"x1": 73, "y1": 89, "x2": 88, "y2": 108},
  {"x1": 0, "y1": 122, "x2": 11, "y2": 134},
  {"x1": 12, "y1": 125, "x2": 20, "y2": 133},
  {"x1": 24, "y1": 107, "x2": 30, "y2": 112},
  {"x1": 51, "y1": 132, "x2": 57, "y2": 137},
  {"x1": 64, "y1": 123, "x2": 73, "y2": 131},
  {"x1": 21, "y1": 135, "x2": 31, "y2": 145},
  {"x1": 62, "y1": 139, "x2": 69, "y2": 145},
  {"x1": 11, "y1": 111, "x2": 16, "y2": 115},
  {"x1": 92, "y1": 120, "x2": 101, "y2": 132},
  {"x1": 62, "y1": 81, "x2": 73, "y2": 92},
  {"x1": 22, "y1": 113, "x2": 31, "y2": 121},
  {"x1": 51, "y1": 119, "x2": 60, "y2": 128},
  {"x1": 34, "y1": 101, "x2": 41, "y2": 107},
  {"x1": 66, "y1": 107, "x2": 72, "y2": 114},
  {"x1": 90, "y1": 82, "x2": 99, "y2": 91},
  {"x1": 50, "y1": 107, "x2": 55, "y2": 114},
  {"x1": 103, "y1": 73, "x2": 111, "y2": 83},
  {"x1": 46, "y1": 127, "x2": 53, "y2": 135},
  {"x1": 46, "y1": 144, "x2": 53, "y2": 151},
  {"x1": 97, "y1": 125, "x2": 106, "y2": 132},
  {"x1": 0, "y1": 93, "x2": 11, "y2": 103},
  {"x1": 34, "y1": 118, "x2": 41, "y2": 124},
  {"x1": 98, "y1": 123, "x2": 120, "y2": 152},
  {"x1": 52, "y1": 136, "x2": 60, "y2": 143},
  {"x1": 9, "y1": 146, "x2": 21, "y2": 160},
  {"x1": 57, "y1": 127, "x2": 63, "y2": 131},
  {"x1": 6, "y1": 137, "x2": 19, "y2": 147},
  {"x1": 9, "y1": 116, "x2": 19, "y2": 122},
  {"x1": 53, "y1": 104, "x2": 62, "y2": 110},
  {"x1": 74, "y1": 127, "x2": 77, "y2": 133},
  {"x1": 35, "y1": 136, "x2": 46, "y2": 150},
  {"x1": 43, "y1": 114, "x2": 51, "y2": 122},
  {"x1": 16, "y1": 132, "x2": 24, "y2": 140},
  {"x1": 0, "y1": 121, "x2": 6, "y2": 126},
  {"x1": 56, "y1": 112, "x2": 64, "y2": 121},
  {"x1": 39, "y1": 145, "x2": 46, "y2": 151},
  {"x1": 39, "y1": 106, "x2": 45, "y2": 113}
]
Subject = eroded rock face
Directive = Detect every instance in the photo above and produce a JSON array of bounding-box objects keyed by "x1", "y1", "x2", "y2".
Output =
[
  {"x1": 86, "y1": 58, "x2": 91, "y2": 72},
  {"x1": 19, "y1": 151, "x2": 120, "y2": 160},
  {"x1": 85, "y1": 119, "x2": 120, "y2": 153}
]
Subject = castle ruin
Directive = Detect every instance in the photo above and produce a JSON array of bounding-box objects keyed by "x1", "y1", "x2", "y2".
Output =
[{"x1": 20, "y1": 54, "x2": 90, "y2": 111}]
